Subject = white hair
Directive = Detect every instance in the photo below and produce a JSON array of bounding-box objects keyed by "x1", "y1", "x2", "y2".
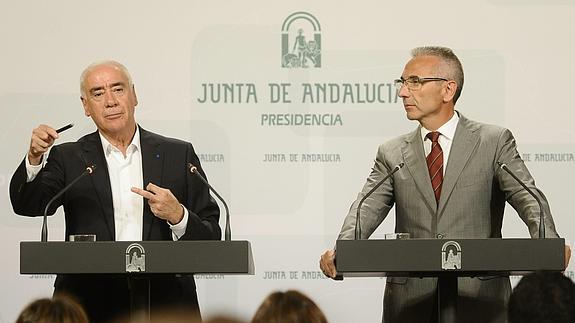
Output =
[{"x1": 79, "y1": 60, "x2": 133, "y2": 97}]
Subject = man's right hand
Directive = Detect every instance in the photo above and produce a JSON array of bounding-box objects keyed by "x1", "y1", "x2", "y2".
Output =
[
  {"x1": 320, "y1": 249, "x2": 337, "y2": 279},
  {"x1": 28, "y1": 124, "x2": 59, "y2": 165}
]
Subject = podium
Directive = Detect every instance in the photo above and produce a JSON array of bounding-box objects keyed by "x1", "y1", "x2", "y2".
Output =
[
  {"x1": 20, "y1": 240, "x2": 254, "y2": 321},
  {"x1": 336, "y1": 238, "x2": 565, "y2": 323}
]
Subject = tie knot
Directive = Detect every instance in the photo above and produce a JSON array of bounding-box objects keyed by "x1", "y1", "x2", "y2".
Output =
[{"x1": 426, "y1": 131, "x2": 441, "y2": 143}]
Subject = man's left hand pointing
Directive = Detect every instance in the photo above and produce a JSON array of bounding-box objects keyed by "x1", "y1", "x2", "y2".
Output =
[{"x1": 131, "y1": 183, "x2": 184, "y2": 225}]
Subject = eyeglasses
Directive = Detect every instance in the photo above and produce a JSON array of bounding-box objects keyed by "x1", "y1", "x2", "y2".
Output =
[{"x1": 394, "y1": 76, "x2": 449, "y2": 91}]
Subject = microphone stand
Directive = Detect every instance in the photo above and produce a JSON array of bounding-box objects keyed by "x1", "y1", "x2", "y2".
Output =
[
  {"x1": 497, "y1": 162, "x2": 545, "y2": 239},
  {"x1": 41, "y1": 165, "x2": 95, "y2": 242},
  {"x1": 188, "y1": 164, "x2": 231, "y2": 241},
  {"x1": 355, "y1": 163, "x2": 404, "y2": 240}
]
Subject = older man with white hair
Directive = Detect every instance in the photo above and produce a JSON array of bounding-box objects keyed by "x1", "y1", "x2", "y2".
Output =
[{"x1": 10, "y1": 60, "x2": 221, "y2": 323}]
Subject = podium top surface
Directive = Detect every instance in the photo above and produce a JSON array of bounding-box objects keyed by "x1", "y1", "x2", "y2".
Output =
[
  {"x1": 20, "y1": 240, "x2": 254, "y2": 275},
  {"x1": 336, "y1": 238, "x2": 565, "y2": 277}
]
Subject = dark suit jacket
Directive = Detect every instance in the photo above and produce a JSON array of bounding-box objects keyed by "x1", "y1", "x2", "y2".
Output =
[
  {"x1": 10, "y1": 126, "x2": 221, "y2": 322},
  {"x1": 338, "y1": 113, "x2": 560, "y2": 323}
]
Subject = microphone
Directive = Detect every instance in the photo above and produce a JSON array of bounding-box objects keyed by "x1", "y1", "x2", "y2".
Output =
[
  {"x1": 41, "y1": 165, "x2": 96, "y2": 242},
  {"x1": 497, "y1": 162, "x2": 545, "y2": 239},
  {"x1": 188, "y1": 163, "x2": 231, "y2": 241},
  {"x1": 355, "y1": 162, "x2": 405, "y2": 240}
]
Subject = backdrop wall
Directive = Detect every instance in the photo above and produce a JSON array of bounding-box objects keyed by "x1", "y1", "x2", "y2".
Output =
[{"x1": 1, "y1": 1, "x2": 574, "y2": 322}]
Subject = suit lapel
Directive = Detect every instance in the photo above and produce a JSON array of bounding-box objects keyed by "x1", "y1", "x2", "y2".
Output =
[
  {"x1": 437, "y1": 115, "x2": 479, "y2": 215},
  {"x1": 140, "y1": 127, "x2": 163, "y2": 240},
  {"x1": 81, "y1": 132, "x2": 115, "y2": 239},
  {"x1": 402, "y1": 128, "x2": 437, "y2": 211}
]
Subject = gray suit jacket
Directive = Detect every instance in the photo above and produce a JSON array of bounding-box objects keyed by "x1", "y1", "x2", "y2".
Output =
[{"x1": 338, "y1": 113, "x2": 559, "y2": 323}]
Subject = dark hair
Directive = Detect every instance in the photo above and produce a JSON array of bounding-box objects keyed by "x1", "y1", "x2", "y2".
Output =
[
  {"x1": 16, "y1": 296, "x2": 89, "y2": 323},
  {"x1": 508, "y1": 272, "x2": 575, "y2": 323},
  {"x1": 252, "y1": 290, "x2": 328, "y2": 323}
]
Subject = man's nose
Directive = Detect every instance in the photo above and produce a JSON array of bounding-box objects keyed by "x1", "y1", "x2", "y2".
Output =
[
  {"x1": 104, "y1": 90, "x2": 118, "y2": 107},
  {"x1": 397, "y1": 84, "x2": 410, "y2": 98}
]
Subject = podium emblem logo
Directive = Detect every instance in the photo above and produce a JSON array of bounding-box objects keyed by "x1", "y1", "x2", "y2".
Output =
[
  {"x1": 441, "y1": 241, "x2": 462, "y2": 270},
  {"x1": 126, "y1": 243, "x2": 146, "y2": 272},
  {"x1": 281, "y1": 12, "x2": 321, "y2": 68}
]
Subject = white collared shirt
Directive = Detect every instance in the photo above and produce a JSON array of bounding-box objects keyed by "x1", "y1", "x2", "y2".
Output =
[
  {"x1": 99, "y1": 129, "x2": 143, "y2": 241},
  {"x1": 420, "y1": 112, "x2": 460, "y2": 174}
]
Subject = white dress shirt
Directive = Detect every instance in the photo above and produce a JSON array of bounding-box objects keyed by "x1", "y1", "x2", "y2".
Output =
[
  {"x1": 99, "y1": 130, "x2": 144, "y2": 241},
  {"x1": 420, "y1": 112, "x2": 460, "y2": 174}
]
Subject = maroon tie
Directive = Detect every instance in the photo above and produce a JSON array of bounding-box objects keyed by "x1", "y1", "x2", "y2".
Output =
[{"x1": 426, "y1": 132, "x2": 443, "y2": 203}]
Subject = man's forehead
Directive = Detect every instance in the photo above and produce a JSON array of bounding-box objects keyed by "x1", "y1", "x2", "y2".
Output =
[
  {"x1": 403, "y1": 56, "x2": 439, "y2": 75},
  {"x1": 85, "y1": 65, "x2": 129, "y2": 85}
]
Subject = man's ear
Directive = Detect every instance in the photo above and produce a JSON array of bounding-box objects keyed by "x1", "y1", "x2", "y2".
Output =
[
  {"x1": 443, "y1": 81, "x2": 457, "y2": 103},
  {"x1": 81, "y1": 96, "x2": 90, "y2": 117},
  {"x1": 132, "y1": 84, "x2": 138, "y2": 106}
]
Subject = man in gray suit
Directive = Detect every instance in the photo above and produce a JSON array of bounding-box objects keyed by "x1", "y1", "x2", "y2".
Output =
[{"x1": 319, "y1": 46, "x2": 570, "y2": 323}]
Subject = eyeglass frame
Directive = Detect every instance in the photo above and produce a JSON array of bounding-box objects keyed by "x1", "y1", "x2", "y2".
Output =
[{"x1": 394, "y1": 76, "x2": 449, "y2": 91}]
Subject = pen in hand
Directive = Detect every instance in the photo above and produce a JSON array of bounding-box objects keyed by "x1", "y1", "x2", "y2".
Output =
[{"x1": 56, "y1": 123, "x2": 74, "y2": 134}]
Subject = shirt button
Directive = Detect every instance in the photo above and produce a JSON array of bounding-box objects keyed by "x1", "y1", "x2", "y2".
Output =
[{"x1": 436, "y1": 233, "x2": 444, "y2": 239}]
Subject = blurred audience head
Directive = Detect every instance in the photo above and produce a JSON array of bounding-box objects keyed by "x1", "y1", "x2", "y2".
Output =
[
  {"x1": 252, "y1": 290, "x2": 327, "y2": 323},
  {"x1": 111, "y1": 309, "x2": 245, "y2": 323},
  {"x1": 205, "y1": 316, "x2": 246, "y2": 323},
  {"x1": 16, "y1": 295, "x2": 89, "y2": 323},
  {"x1": 508, "y1": 271, "x2": 575, "y2": 323}
]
